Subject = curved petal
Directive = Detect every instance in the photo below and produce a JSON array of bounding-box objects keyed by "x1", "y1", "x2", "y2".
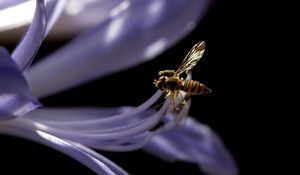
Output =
[
  {"x1": 24, "y1": 97, "x2": 170, "y2": 143},
  {"x1": 11, "y1": 0, "x2": 67, "y2": 71},
  {"x1": 21, "y1": 91, "x2": 171, "y2": 152},
  {"x1": 143, "y1": 117, "x2": 239, "y2": 175},
  {"x1": 0, "y1": 120, "x2": 129, "y2": 175},
  {"x1": 27, "y1": 91, "x2": 162, "y2": 129},
  {"x1": 25, "y1": 0, "x2": 211, "y2": 98},
  {"x1": 11, "y1": 0, "x2": 47, "y2": 71},
  {"x1": 0, "y1": 47, "x2": 40, "y2": 120}
]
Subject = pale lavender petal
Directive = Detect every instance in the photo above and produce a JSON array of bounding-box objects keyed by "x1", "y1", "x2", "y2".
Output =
[
  {"x1": 25, "y1": 0, "x2": 211, "y2": 98},
  {"x1": 0, "y1": 0, "x2": 27, "y2": 9},
  {"x1": 0, "y1": 47, "x2": 40, "y2": 119},
  {"x1": 0, "y1": 119, "x2": 129, "y2": 175},
  {"x1": 11, "y1": 0, "x2": 46, "y2": 71},
  {"x1": 48, "y1": 0, "x2": 123, "y2": 38},
  {"x1": 27, "y1": 91, "x2": 162, "y2": 130},
  {"x1": 143, "y1": 134, "x2": 191, "y2": 162},
  {"x1": 44, "y1": 0, "x2": 68, "y2": 36},
  {"x1": 21, "y1": 92, "x2": 170, "y2": 152},
  {"x1": 24, "y1": 97, "x2": 170, "y2": 142},
  {"x1": 143, "y1": 117, "x2": 239, "y2": 175},
  {"x1": 88, "y1": 132, "x2": 155, "y2": 152}
]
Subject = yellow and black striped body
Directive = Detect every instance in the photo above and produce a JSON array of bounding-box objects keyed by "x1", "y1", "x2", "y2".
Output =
[
  {"x1": 178, "y1": 79, "x2": 212, "y2": 94},
  {"x1": 154, "y1": 75, "x2": 211, "y2": 95}
]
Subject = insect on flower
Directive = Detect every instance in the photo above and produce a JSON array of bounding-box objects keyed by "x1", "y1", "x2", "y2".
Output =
[{"x1": 154, "y1": 41, "x2": 212, "y2": 123}]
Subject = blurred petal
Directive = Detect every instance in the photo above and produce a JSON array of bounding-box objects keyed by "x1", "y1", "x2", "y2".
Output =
[
  {"x1": 0, "y1": 47, "x2": 40, "y2": 120},
  {"x1": 143, "y1": 117, "x2": 239, "y2": 175},
  {"x1": 44, "y1": 0, "x2": 68, "y2": 36},
  {"x1": 48, "y1": 0, "x2": 124, "y2": 38},
  {"x1": 0, "y1": 0, "x2": 28, "y2": 9},
  {"x1": 25, "y1": 0, "x2": 211, "y2": 98},
  {"x1": 0, "y1": 1, "x2": 35, "y2": 33},
  {"x1": 0, "y1": 120, "x2": 129, "y2": 175},
  {"x1": 11, "y1": 0, "x2": 46, "y2": 71}
]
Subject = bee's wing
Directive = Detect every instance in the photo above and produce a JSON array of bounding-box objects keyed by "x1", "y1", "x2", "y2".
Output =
[{"x1": 175, "y1": 41, "x2": 206, "y2": 76}]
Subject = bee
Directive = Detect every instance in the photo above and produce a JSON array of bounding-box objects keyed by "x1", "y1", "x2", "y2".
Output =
[{"x1": 153, "y1": 41, "x2": 212, "y2": 123}]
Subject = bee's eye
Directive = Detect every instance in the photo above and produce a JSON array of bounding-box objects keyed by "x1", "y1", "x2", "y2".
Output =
[
  {"x1": 157, "y1": 81, "x2": 162, "y2": 89},
  {"x1": 159, "y1": 76, "x2": 166, "y2": 82},
  {"x1": 156, "y1": 77, "x2": 165, "y2": 88}
]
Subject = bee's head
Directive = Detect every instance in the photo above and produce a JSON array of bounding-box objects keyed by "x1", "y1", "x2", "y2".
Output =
[{"x1": 154, "y1": 76, "x2": 166, "y2": 91}]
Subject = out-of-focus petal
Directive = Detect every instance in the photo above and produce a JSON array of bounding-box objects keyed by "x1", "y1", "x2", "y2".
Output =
[
  {"x1": 0, "y1": 0, "x2": 28, "y2": 9},
  {"x1": 11, "y1": 0, "x2": 46, "y2": 71},
  {"x1": 48, "y1": 0, "x2": 123, "y2": 38},
  {"x1": 143, "y1": 117, "x2": 239, "y2": 175},
  {"x1": 0, "y1": 47, "x2": 40, "y2": 120},
  {"x1": 25, "y1": 0, "x2": 211, "y2": 98},
  {"x1": 0, "y1": 0, "x2": 35, "y2": 33},
  {"x1": 0, "y1": 119, "x2": 129, "y2": 175},
  {"x1": 44, "y1": 0, "x2": 68, "y2": 36}
]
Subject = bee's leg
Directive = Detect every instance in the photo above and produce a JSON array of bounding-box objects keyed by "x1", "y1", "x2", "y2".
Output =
[
  {"x1": 178, "y1": 91, "x2": 185, "y2": 101},
  {"x1": 175, "y1": 92, "x2": 191, "y2": 114},
  {"x1": 164, "y1": 91, "x2": 172, "y2": 98},
  {"x1": 183, "y1": 93, "x2": 191, "y2": 101},
  {"x1": 169, "y1": 92, "x2": 179, "y2": 121},
  {"x1": 172, "y1": 93, "x2": 191, "y2": 127},
  {"x1": 172, "y1": 92, "x2": 177, "y2": 106}
]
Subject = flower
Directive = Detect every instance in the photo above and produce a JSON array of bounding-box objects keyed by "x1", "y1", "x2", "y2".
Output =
[{"x1": 0, "y1": 0, "x2": 238, "y2": 175}]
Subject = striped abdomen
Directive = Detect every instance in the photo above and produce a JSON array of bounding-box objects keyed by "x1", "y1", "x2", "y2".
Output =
[{"x1": 178, "y1": 79, "x2": 212, "y2": 94}]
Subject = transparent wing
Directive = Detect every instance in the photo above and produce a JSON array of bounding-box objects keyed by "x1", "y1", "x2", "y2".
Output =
[{"x1": 175, "y1": 41, "x2": 206, "y2": 76}]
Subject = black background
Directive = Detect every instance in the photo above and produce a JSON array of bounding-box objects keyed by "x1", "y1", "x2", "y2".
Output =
[{"x1": 0, "y1": 1, "x2": 254, "y2": 175}]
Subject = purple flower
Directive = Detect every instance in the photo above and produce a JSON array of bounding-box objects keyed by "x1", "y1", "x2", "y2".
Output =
[{"x1": 0, "y1": 0, "x2": 238, "y2": 175}]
